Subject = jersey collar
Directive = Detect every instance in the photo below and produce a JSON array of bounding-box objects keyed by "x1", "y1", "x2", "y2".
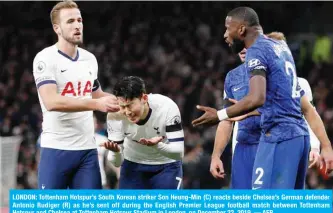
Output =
[
  {"x1": 136, "y1": 108, "x2": 152, "y2": 126},
  {"x1": 58, "y1": 49, "x2": 79, "y2": 61}
]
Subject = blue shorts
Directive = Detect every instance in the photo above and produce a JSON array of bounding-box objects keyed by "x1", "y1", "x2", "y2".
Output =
[
  {"x1": 38, "y1": 147, "x2": 102, "y2": 189},
  {"x1": 231, "y1": 143, "x2": 258, "y2": 189},
  {"x1": 119, "y1": 159, "x2": 183, "y2": 189},
  {"x1": 252, "y1": 136, "x2": 310, "y2": 189}
]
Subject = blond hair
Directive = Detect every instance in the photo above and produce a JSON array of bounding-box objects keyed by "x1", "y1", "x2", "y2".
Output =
[
  {"x1": 266, "y1": 32, "x2": 287, "y2": 42},
  {"x1": 50, "y1": 0, "x2": 79, "y2": 24}
]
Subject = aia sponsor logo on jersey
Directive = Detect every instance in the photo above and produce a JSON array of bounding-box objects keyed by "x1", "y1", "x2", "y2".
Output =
[{"x1": 61, "y1": 81, "x2": 92, "y2": 96}]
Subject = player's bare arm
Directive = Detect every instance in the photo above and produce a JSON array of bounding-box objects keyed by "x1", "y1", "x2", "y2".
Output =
[
  {"x1": 224, "y1": 75, "x2": 266, "y2": 118},
  {"x1": 191, "y1": 105, "x2": 219, "y2": 127},
  {"x1": 90, "y1": 72, "x2": 119, "y2": 108},
  {"x1": 92, "y1": 84, "x2": 116, "y2": 99},
  {"x1": 210, "y1": 120, "x2": 233, "y2": 179},
  {"x1": 192, "y1": 75, "x2": 265, "y2": 127},
  {"x1": 38, "y1": 84, "x2": 118, "y2": 112},
  {"x1": 301, "y1": 95, "x2": 333, "y2": 171},
  {"x1": 92, "y1": 87, "x2": 120, "y2": 111},
  {"x1": 192, "y1": 97, "x2": 234, "y2": 127},
  {"x1": 301, "y1": 96, "x2": 331, "y2": 148},
  {"x1": 226, "y1": 98, "x2": 260, "y2": 122},
  {"x1": 299, "y1": 97, "x2": 321, "y2": 169},
  {"x1": 227, "y1": 110, "x2": 260, "y2": 122}
]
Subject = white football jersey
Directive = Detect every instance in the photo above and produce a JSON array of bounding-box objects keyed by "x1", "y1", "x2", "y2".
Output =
[
  {"x1": 298, "y1": 77, "x2": 313, "y2": 102},
  {"x1": 95, "y1": 133, "x2": 108, "y2": 186},
  {"x1": 231, "y1": 77, "x2": 320, "y2": 153},
  {"x1": 106, "y1": 94, "x2": 184, "y2": 165},
  {"x1": 33, "y1": 45, "x2": 99, "y2": 150}
]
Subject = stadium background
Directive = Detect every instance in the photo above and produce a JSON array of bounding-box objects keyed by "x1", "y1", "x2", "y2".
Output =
[{"x1": 1, "y1": 1, "x2": 333, "y2": 206}]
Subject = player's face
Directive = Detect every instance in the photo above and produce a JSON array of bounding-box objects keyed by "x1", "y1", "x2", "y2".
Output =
[
  {"x1": 238, "y1": 48, "x2": 247, "y2": 63},
  {"x1": 224, "y1": 16, "x2": 246, "y2": 54},
  {"x1": 118, "y1": 95, "x2": 148, "y2": 123},
  {"x1": 56, "y1": 8, "x2": 83, "y2": 45}
]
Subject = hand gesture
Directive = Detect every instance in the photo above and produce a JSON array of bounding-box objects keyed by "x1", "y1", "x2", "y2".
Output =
[
  {"x1": 192, "y1": 105, "x2": 219, "y2": 127},
  {"x1": 96, "y1": 96, "x2": 120, "y2": 112},
  {"x1": 138, "y1": 136, "x2": 164, "y2": 146},
  {"x1": 100, "y1": 141, "x2": 121, "y2": 152}
]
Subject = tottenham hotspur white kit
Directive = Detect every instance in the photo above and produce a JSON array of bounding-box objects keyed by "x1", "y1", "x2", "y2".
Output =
[{"x1": 33, "y1": 45, "x2": 99, "y2": 150}]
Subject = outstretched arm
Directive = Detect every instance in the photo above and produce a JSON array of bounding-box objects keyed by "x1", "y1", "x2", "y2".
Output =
[
  {"x1": 192, "y1": 61, "x2": 267, "y2": 127},
  {"x1": 218, "y1": 74, "x2": 266, "y2": 120}
]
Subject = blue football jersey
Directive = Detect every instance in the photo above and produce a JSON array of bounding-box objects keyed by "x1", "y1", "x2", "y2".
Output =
[
  {"x1": 245, "y1": 34, "x2": 308, "y2": 143},
  {"x1": 224, "y1": 64, "x2": 261, "y2": 144}
]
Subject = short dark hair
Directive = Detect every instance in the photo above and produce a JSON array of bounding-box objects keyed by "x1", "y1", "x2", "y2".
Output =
[
  {"x1": 227, "y1": 7, "x2": 260, "y2": 27},
  {"x1": 113, "y1": 76, "x2": 146, "y2": 100}
]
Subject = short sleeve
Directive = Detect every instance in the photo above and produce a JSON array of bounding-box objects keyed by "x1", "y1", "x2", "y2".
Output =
[
  {"x1": 245, "y1": 47, "x2": 268, "y2": 75},
  {"x1": 33, "y1": 53, "x2": 57, "y2": 89},
  {"x1": 165, "y1": 101, "x2": 184, "y2": 143},
  {"x1": 298, "y1": 78, "x2": 313, "y2": 102}
]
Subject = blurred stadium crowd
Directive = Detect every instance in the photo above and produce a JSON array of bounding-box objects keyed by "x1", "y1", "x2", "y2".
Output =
[{"x1": 1, "y1": 2, "x2": 333, "y2": 190}]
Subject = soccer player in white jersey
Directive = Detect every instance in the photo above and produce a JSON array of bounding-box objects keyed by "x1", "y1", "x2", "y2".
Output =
[
  {"x1": 32, "y1": 1, "x2": 119, "y2": 189},
  {"x1": 100, "y1": 76, "x2": 184, "y2": 189}
]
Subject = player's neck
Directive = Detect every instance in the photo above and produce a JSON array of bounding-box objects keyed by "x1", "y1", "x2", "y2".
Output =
[
  {"x1": 56, "y1": 39, "x2": 78, "y2": 59},
  {"x1": 140, "y1": 103, "x2": 150, "y2": 121},
  {"x1": 244, "y1": 28, "x2": 261, "y2": 48}
]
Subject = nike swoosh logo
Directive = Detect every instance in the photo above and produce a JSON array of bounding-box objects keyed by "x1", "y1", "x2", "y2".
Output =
[
  {"x1": 233, "y1": 87, "x2": 242, "y2": 91},
  {"x1": 124, "y1": 133, "x2": 130, "y2": 135},
  {"x1": 61, "y1": 69, "x2": 67, "y2": 73},
  {"x1": 252, "y1": 186, "x2": 261, "y2": 190}
]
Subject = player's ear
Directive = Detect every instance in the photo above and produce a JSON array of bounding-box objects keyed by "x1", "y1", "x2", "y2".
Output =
[
  {"x1": 141, "y1": 94, "x2": 148, "y2": 103},
  {"x1": 238, "y1": 25, "x2": 246, "y2": 38},
  {"x1": 53, "y1": 24, "x2": 61, "y2": 36}
]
